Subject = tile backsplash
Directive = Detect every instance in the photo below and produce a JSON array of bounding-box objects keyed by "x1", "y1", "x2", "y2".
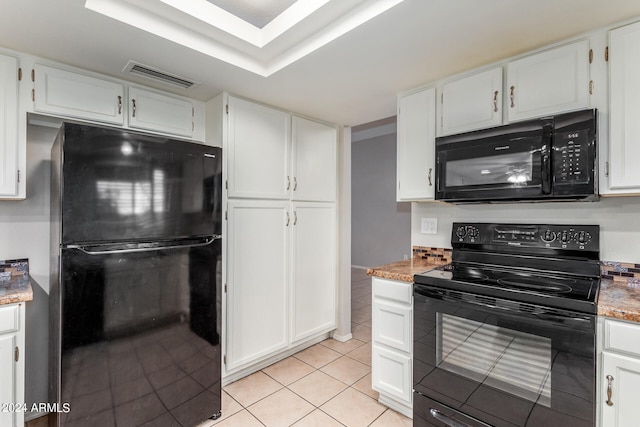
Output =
[
  {"x1": 601, "y1": 261, "x2": 640, "y2": 286},
  {"x1": 413, "y1": 246, "x2": 452, "y2": 265}
]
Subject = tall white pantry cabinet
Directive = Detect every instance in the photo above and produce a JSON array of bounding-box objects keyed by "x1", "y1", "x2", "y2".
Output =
[{"x1": 208, "y1": 94, "x2": 338, "y2": 378}]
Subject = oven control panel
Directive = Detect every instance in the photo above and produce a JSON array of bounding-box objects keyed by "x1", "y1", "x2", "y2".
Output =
[{"x1": 452, "y1": 223, "x2": 600, "y2": 252}]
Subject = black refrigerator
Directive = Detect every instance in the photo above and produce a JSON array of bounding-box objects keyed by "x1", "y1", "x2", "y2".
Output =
[{"x1": 49, "y1": 123, "x2": 222, "y2": 426}]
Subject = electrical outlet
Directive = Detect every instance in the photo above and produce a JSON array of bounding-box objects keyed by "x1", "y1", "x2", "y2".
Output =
[{"x1": 421, "y1": 218, "x2": 437, "y2": 234}]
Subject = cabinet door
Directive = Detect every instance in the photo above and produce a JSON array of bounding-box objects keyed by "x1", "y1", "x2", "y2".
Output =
[
  {"x1": 291, "y1": 116, "x2": 337, "y2": 202},
  {"x1": 0, "y1": 333, "x2": 17, "y2": 427},
  {"x1": 396, "y1": 88, "x2": 436, "y2": 201},
  {"x1": 601, "y1": 351, "x2": 640, "y2": 426},
  {"x1": 609, "y1": 22, "x2": 640, "y2": 190},
  {"x1": 290, "y1": 202, "x2": 336, "y2": 343},
  {"x1": 226, "y1": 200, "x2": 289, "y2": 370},
  {"x1": 34, "y1": 64, "x2": 125, "y2": 125},
  {"x1": 372, "y1": 299, "x2": 412, "y2": 353},
  {"x1": 128, "y1": 86, "x2": 194, "y2": 137},
  {"x1": 227, "y1": 97, "x2": 291, "y2": 199},
  {"x1": 0, "y1": 54, "x2": 18, "y2": 197},
  {"x1": 372, "y1": 344, "x2": 412, "y2": 404},
  {"x1": 440, "y1": 67, "x2": 503, "y2": 135},
  {"x1": 507, "y1": 40, "x2": 590, "y2": 122}
]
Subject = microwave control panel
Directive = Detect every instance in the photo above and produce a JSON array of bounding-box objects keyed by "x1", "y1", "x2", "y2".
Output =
[{"x1": 554, "y1": 128, "x2": 590, "y2": 184}]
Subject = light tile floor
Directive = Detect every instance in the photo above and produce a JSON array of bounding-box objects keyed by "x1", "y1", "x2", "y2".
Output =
[{"x1": 199, "y1": 268, "x2": 412, "y2": 427}]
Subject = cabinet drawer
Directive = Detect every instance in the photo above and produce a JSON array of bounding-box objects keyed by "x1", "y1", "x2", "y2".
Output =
[
  {"x1": 373, "y1": 300, "x2": 412, "y2": 352},
  {"x1": 0, "y1": 304, "x2": 19, "y2": 334},
  {"x1": 605, "y1": 318, "x2": 640, "y2": 357},
  {"x1": 372, "y1": 277, "x2": 412, "y2": 304}
]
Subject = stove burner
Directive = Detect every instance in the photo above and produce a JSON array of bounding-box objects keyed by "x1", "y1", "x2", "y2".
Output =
[
  {"x1": 453, "y1": 267, "x2": 489, "y2": 281},
  {"x1": 496, "y1": 277, "x2": 573, "y2": 293}
]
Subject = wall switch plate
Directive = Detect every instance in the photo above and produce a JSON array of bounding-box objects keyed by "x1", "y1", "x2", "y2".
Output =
[{"x1": 421, "y1": 218, "x2": 437, "y2": 234}]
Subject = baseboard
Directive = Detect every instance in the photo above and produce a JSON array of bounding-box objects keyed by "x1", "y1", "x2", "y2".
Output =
[{"x1": 331, "y1": 332, "x2": 353, "y2": 342}]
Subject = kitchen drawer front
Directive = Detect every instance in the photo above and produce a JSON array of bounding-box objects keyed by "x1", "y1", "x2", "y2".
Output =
[
  {"x1": 605, "y1": 318, "x2": 640, "y2": 357},
  {"x1": 373, "y1": 299, "x2": 412, "y2": 352},
  {"x1": 0, "y1": 304, "x2": 19, "y2": 334},
  {"x1": 372, "y1": 277, "x2": 412, "y2": 304}
]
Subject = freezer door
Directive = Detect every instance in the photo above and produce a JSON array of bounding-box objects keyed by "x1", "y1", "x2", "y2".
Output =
[
  {"x1": 54, "y1": 239, "x2": 222, "y2": 426},
  {"x1": 58, "y1": 123, "x2": 222, "y2": 244}
]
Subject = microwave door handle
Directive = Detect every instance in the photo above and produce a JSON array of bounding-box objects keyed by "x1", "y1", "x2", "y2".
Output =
[{"x1": 541, "y1": 124, "x2": 553, "y2": 195}]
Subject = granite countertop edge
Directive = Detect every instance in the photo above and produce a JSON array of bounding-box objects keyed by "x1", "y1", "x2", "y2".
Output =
[
  {"x1": 367, "y1": 259, "x2": 640, "y2": 323},
  {"x1": 0, "y1": 278, "x2": 34, "y2": 306}
]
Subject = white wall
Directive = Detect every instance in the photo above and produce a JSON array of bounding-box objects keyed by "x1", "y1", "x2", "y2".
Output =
[
  {"x1": 0, "y1": 124, "x2": 57, "y2": 413},
  {"x1": 412, "y1": 198, "x2": 640, "y2": 262}
]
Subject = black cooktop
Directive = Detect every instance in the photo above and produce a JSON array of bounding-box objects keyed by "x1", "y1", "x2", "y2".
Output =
[
  {"x1": 415, "y1": 261, "x2": 600, "y2": 313},
  {"x1": 413, "y1": 223, "x2": 602, "y2": 314}
]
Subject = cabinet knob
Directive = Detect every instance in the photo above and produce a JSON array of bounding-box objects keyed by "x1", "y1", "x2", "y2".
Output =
[{"x1": 606, "y1": 374, "x2": 614, "y2": 406}]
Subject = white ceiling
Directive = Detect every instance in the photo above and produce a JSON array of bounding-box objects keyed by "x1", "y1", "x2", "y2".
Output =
[{"x1": 2, "y1": 0, "x2": 640, "y2": 127}]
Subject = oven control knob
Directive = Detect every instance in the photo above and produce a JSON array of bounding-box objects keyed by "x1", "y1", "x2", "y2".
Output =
[
  {"x1": 577, "y1": 231, "x2": 591, "y2": 245},
  {"x1": 455, "y1": 226, "x2": 467, "y2": 239},
  {"x1": 541, "y1": 229, "x2": 556, "y2": 242},
  {"x1": 467, "y1": 226, "x2": 479, "y2": 238},
  {"x1": 559, "y1": 230, "x2": 571, "y2": 243}
]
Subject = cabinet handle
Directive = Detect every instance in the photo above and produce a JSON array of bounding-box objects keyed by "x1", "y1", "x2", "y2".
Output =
[
  {"x1": 117, "y1": 96, "x2": 122, "y2": 114},
  {"x1": 428, "y1": 168, "x2": 432, "y2": 186},
  {"x1": 493, "y1": 90, "x2": 499, "y2": 112},
  {"x1": 293, "y1": 177, "x2": 297, "y2": 191},
  {"x1": 286, "y1": 176, "x2": 291, "y2": 190},
  {"x1": 510, "y1": 86, "x2": 515, "y2": 108},
  {"x1": 294, "y1": 211, "x2": 297, "y2": 225},
  {"x1": 132, "y1": 99, "x2": 137, "y2": 118},
  {"x1": 286, "y1": 212, "x2": 290, "y2": 226},
  {"x1": 14, "y1": 346, "x2": 19, "y2": 362},
  {"x1": 606, "y1": 375, "x2": 614, "y2": 406}
]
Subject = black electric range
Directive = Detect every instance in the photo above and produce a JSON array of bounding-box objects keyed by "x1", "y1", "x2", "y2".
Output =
[{"x1": 413, "y1": 223, "x2": 600, "y2": 427}]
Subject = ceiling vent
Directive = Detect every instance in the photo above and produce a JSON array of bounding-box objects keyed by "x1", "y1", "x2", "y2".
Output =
[{"x1": 123, "y1": 61, "x2": 198, "y2": 89}]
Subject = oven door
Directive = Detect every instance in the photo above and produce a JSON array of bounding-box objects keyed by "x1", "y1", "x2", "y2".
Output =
[
  {"x1": 435, "y1": 118, "x2": 553, "y2": 202},
  {"x1": 413, "y1": 284, "x2": 595, "y2": 427}
]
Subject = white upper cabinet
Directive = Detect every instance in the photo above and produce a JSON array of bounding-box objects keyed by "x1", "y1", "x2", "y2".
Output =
[
  {"x1": 440, "y1": 67, "x2": 503, "y2": 136},
  {"x1": 34, "y1": 64, "x2": 125, "y2": 125},
  {"x1": 0, "y1": 54, "x2": 19, "y2": 198},
  {"x1": 506, "y1": 40, "x2": 590, "y2": 122},
  {"x1": 291, "y1": 116, "x2": 337, "y2": 202},
  {"x1": 396, "y1": 87, "x2": 436, "y2": 201},
  {"x1": 227, "y1": 96, "x2": 291, "y2": 200},
  {"x1": 609, "y1": 20, "x2": 640, "y2": 191},
  {"x1": 127, "y1": 86, "x2": 194, "y2": 137}
]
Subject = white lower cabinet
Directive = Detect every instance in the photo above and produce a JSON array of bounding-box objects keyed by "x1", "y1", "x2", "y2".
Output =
[
  {"x1": 371, "y1": 277, "x2": 413, "y2": 418},
  {"x1": 290, "y1": 202, "x2": 336, "y2": 343},
  {"x1": 0, "y1": 303, "x2": 25, "y2": 427},
  {"x1": 225, "y1": 199, "x2": 337, "y2": 372},
  {"x1": 226, "y1": 200, "x2": 289, "y2": 370},
  {"x1": 600, "y1": 318, "x2": 640, "y2": 427}
]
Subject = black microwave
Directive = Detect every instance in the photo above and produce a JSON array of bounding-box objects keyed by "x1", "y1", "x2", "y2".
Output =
[{"x1": 435, "y1": 109, "x2": 598, "y2": 203}]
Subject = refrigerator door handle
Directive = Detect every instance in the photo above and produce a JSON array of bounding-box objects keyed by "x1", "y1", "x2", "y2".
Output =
[{"x1": 67, "y1": 235, "x2": 221, "y2": 255}]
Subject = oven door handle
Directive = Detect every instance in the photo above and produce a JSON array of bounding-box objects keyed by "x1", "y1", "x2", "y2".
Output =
[
  {"x1": 415, "y1": 285, "x2": 593, "y2": 327},
  {"x1": 429, "y1": 409, "x2": 474, "y2": 427}
]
